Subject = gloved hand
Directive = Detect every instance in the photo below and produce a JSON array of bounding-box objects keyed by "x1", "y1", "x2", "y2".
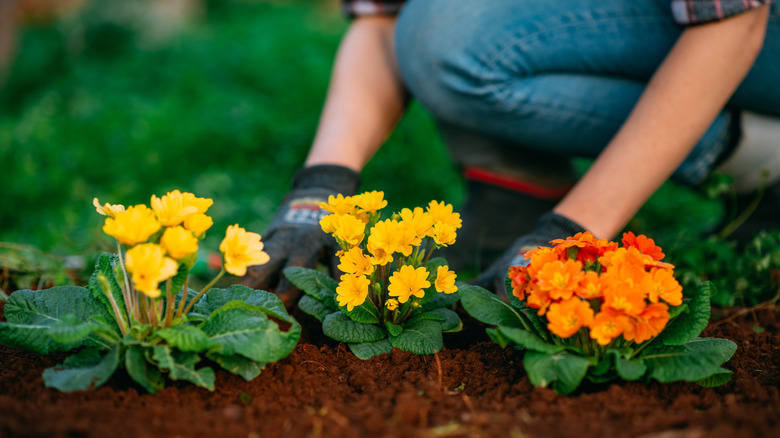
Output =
[
  {"x1": 243, "y1": 164, "x2": 360, "y2": 306},
  {"x1": 472, "y1": 211, "x2": 586, "y2": 298}
]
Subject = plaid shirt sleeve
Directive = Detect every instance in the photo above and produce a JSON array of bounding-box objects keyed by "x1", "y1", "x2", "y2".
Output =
[
  {"x1": 671, "y1": 0, "x2": 774, "y2": 24},
  {"x1": 342, "y1": 0, "x2": 405, "y2": 18}
]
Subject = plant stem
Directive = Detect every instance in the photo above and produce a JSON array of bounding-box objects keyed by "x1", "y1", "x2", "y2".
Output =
[
  {"x1": 176, "y1": 278, "x2": 189, "y2": 320},
  {"x1": 115, "y1": 241, "x2": 135, "y2": 321},
  {"x1": 719, "y1": 176, "x2": 767, "y2": 240},
  {"x1": 163, "y1": 280, "x2": 175, "y2": 328},
  {"x1": 422, "y1": 239, "x2": 434, "y2": 266},
  {"x1": 181, "y1": 268, "x2": 225, "y2": 316}
]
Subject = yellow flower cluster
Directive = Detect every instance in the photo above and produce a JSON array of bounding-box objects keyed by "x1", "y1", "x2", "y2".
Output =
[
  {"x1": 321, "y1": 192, "x2": 460, "y2": 317},
  {"x1": 509, "y1": 232, "x2": 682, "y2": 347},
  {"x1": 95, "y1": 190, "x2": 268, "y2": 297}
]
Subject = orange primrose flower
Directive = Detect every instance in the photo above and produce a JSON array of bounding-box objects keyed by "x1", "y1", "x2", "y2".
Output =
[{"x1": 546, "y1": 297, "x2": 594, "y2": 339}]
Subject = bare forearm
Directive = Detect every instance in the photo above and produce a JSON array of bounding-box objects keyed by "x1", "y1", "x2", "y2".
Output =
[
  {"x1": 555, "y1": 5, "x2": 770, "y2": 238},
  {"x1": 305, "y1": 16, "x2": 407, "y2": 171}
]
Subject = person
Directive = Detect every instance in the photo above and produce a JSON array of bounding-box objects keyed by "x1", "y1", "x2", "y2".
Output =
[{"x1": 244, "y1": 0, "x2": 780, "y2": 303}]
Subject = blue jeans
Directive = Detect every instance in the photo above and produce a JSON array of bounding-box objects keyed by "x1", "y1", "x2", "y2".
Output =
[{"x1": 395, "y1": 0, "x2": 780, "y2": 186}]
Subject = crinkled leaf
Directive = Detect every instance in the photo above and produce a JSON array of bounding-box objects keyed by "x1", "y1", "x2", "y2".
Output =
[
  {"x1": 47, "y1": 315, "x2": 104, "y2": 345},
  {"x1": 408, "y1": 308, "x2": 461, "y2": 333},
  {"x1": 202, "y1": 306, "x2": 299, "y2": 363},
  {"x1": 497, "y1": 326, "x2": 565, "y2": 354},
  {"x1": 486, "y1": 327, "x2": 512, "y2": 349},
  {"x1": 0, "y1": 323, "x2": 66, "y2": 354},
  {"x1": 298, "y1": 295, "x2": 338, "y2": 322},
  {"x1": 343, "y1": 299, "x2": 380, "y2": 324},
  {"x1": 86, "y1": 253, "x2": 128, "y2": 334},
  {"x1": 42, "y1": 345, "x2": 120, "y2": 392},
  {"x1": 194, "y1": 285, "x2": 295, "y2": 324},
  {"x1": 696, "y1": 368, "x2": 733, "y2": 387},
  {"x1": 612, "y1": 353, "x2": 647, "y2": 381},
  {"x1": 656, "y1": 282, "x2": 713, "y2": 346},
  {"x1": 5, "y1": 286, "x2": 114, "y2": 327},
  {"x1": 458, "y1": 284, "x2": 529, "y2": 329},
  {"x1": 421, "y1": 291, "x2": 460, "y2": 311},
  {"x1": 322, "y1": 312, "x2": 386, "y2": 344},
  {"x1": 125, "y1": 344, "x2": 164, "y2": 394},
  {"x1": 385, "y1": 322, "x2": 403, "y2": 337},
  {"x1": 209, "y1": 353, "x2": 266, "y2": 381},
  {"x1": 348, "y1": 339, "x2": 393, "y2": 360},
  {"x1": 524, "y1": 351, "x2": 592, "y2": 395},
  {"x1": 168, "y1": 262, "x2": 190, "y2": 299},
  {"x1": 154, "y1": 324, "x2": 215, "y2": 352},
  {"x1": 644, "y1": 337, "x2": 737, "y2": 383},
  {"x1": 283, "y1": 267, "x2": 338, "y2": 306},
  {"x1": 151, "y1": 345, "x2": 215, "y2": 391},
  {"x1": 389, "y1": 319, "x2": 443, "y2": 355}
]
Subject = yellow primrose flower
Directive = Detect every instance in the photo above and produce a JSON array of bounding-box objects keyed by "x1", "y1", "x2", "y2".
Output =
[
  {"x1": 367, "y1": 242, "x2": 394, "y2": 266},
  {"x1": 431, "y1": 221, "x2": 457, "y2": 246},
  {"x1": 103, "y1": 204, "x2": 161, "y2": 246},
  {"x1": 320, "y1": 213, "x2": 338, "y2": 234},
  {"x1": 183, "y1": 213, "x2": 213, "y2": 236},
  {"x1": 426, "y1": 200, "x2": 462, "y2": 230},
  {"x1": 336, "y1": 273, "x2": 370, "y2": 311},
  {"x1": 354, "y1": 191, "x2": 387, "y2": 213},
  {"x1": 151, "y1": 190, "x2": 199, "y2": 227},
  {"x1": 319, "y1": 194, "x2": 358, "y2": 215},
  {"x1": 92, "y1": 198, "x2": 125, "y2": 218},
  {"x1": 219, "y1": 224, "x2": 270, "y2": 276},
  {"x1": 333, "y1": 214, "x2": 367, "y2": 247},
  {"x1": 181, "y1": 192, "x2": 213, "y2": 214},
  {"x1": 435, "y1": 265, "x2": 458, "y2": 294},
  {"x1": 125, "y1": 243, "x2": 178, "y2": 298},
  {"x1": 385, "y1": 299, "x2": 399, "y2": 311},
  {"x1": 397, "y1": 220, "x2": 422, "y2": 254},
  {"x1": 338, "y1": 247, "x2": 375, "y2": 276},
  {"x1": 160, "y1": 226, "x2": 199, "y2": 260},
  {"x1": 399, "y1": 207, "x2": 434, "y2": 239},
  {"x1": 388, "y1": 265, "x2": 431, "y2": 304}
]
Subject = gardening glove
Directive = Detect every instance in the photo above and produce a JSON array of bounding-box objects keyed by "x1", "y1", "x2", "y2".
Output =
[
  {"x1": 472, "y1": 211, "x2": 586, "y2": 299},
  {"x1": 243, "y1": 164, "x2": 360, "y2": 307}
]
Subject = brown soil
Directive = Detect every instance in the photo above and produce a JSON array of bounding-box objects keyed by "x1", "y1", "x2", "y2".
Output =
[{"x1": 0, "y1": 301, "x2": 778, "y2": 438}]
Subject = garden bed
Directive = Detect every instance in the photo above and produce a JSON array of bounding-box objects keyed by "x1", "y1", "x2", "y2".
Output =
[{"x1": 0, "y1": 301, "x2": 777, "y2": 438}]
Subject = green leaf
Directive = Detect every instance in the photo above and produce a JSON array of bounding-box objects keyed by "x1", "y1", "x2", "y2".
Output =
[
  {"x1": 47, "y1": 315, "x2": 103, "y2": 345},
  {"x1": 457, "y1": 284, "x2": 529, "y2": 329},
  {"x1": 497, "y1": 326, "x2": 565, "y2": 354},
  {"x1": 125, "y1": 345, "x2": 164, "y2": 394},
  {"x1": 298, "y1": 295, "x2": 338, "y2": 322},
  {"x1": 385, "y1": 321, "x2": 403, "y2": 337},
  {"x1": 322, "y1": 312, "x2": 386, "y2": 344},
  {"x1": 348, "y1": 339, "x2": 393, "y2": 360},
  {"x1": 656, "y1": 282, "x2": 712, "y2": 346},
  {"x1": 151, "y1": 345, "x2": 215, "y2": 391},
  {"x1": 696, "y1": 368, "x2": 733, "y2": 387},
  {"x1": 209, "y1": 353, "x2": 266, "y2": 381},
  {"x1": 202, "y1": 306, "x2": 300, "y2": 363},
  {"x1": 421, "y1": 291, "x2": 460, "y2": 311},
  {"x1": 0, "y1": 286, "x2": 118, "y2": 353},
  {"x1": 407, "y1": 308, "x2": 461, "y2": 333},
  {"x1": 283, "y1": 266, "x2": 338, "y2": 305},
  {"x1": 343, "y1": 299, "x2": 380, "y2": 324},
  {"x1": 168, "y1": 262, "x2": 190, "y2": 300},
  {"x1": 194, "y1": 285, "x2": 295, "y2": 324},
  {"x1": 154, "y1": 324, "x2": 215, "y2": 352},
  {"x1": 644, "y1": 337, "x2": 737, "y2": 383},
  {"x1": 524, "y1": 351, "x2": 592, "y2": 395},
  {"x1": 486, "y1": 327, "x2": 512, "y2": 349},
  {"x1": 613, "y1": 354, "x2": 647, "y2": 381},
  {"x1": 87, "y1": 253, "x2": 128, "y2": 334},
  {"x1": 43, "y1": 345, "x2": 121, "y2": 392},
  {"x1": 5, "y1": 286, "x2": 114, "y2": 326},
  {"x1": 389, "y1": 319, "x2": 443, "y2": 355}
]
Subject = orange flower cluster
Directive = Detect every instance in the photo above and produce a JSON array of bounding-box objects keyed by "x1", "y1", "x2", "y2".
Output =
[{"x1": 508, "y1": 232, "x2": 682, "y2": 346}]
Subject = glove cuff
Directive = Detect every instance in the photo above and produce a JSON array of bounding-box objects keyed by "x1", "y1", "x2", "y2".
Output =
[
  {"x1": 533, "y1": 211, "x2": 587, "y2": 244},
  {"x1": 292, "y1": 164, "x2": 361, "y2": 196}
]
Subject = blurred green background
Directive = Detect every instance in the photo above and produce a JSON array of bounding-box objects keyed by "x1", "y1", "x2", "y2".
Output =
[{"x1": 1, "y1": 0, "x2": 775, "y2": 307}]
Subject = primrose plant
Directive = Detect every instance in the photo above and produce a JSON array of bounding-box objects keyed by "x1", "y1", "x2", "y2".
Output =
[
  {"x1": 285, "y1": 191, "x2": 462, "y2": 359},
  {"x1": 459, "y1": 232, "x2": 737, "y2": 394},
  {"x1": 0, "y1": 191, "x2": 300, "y2": 393}
]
